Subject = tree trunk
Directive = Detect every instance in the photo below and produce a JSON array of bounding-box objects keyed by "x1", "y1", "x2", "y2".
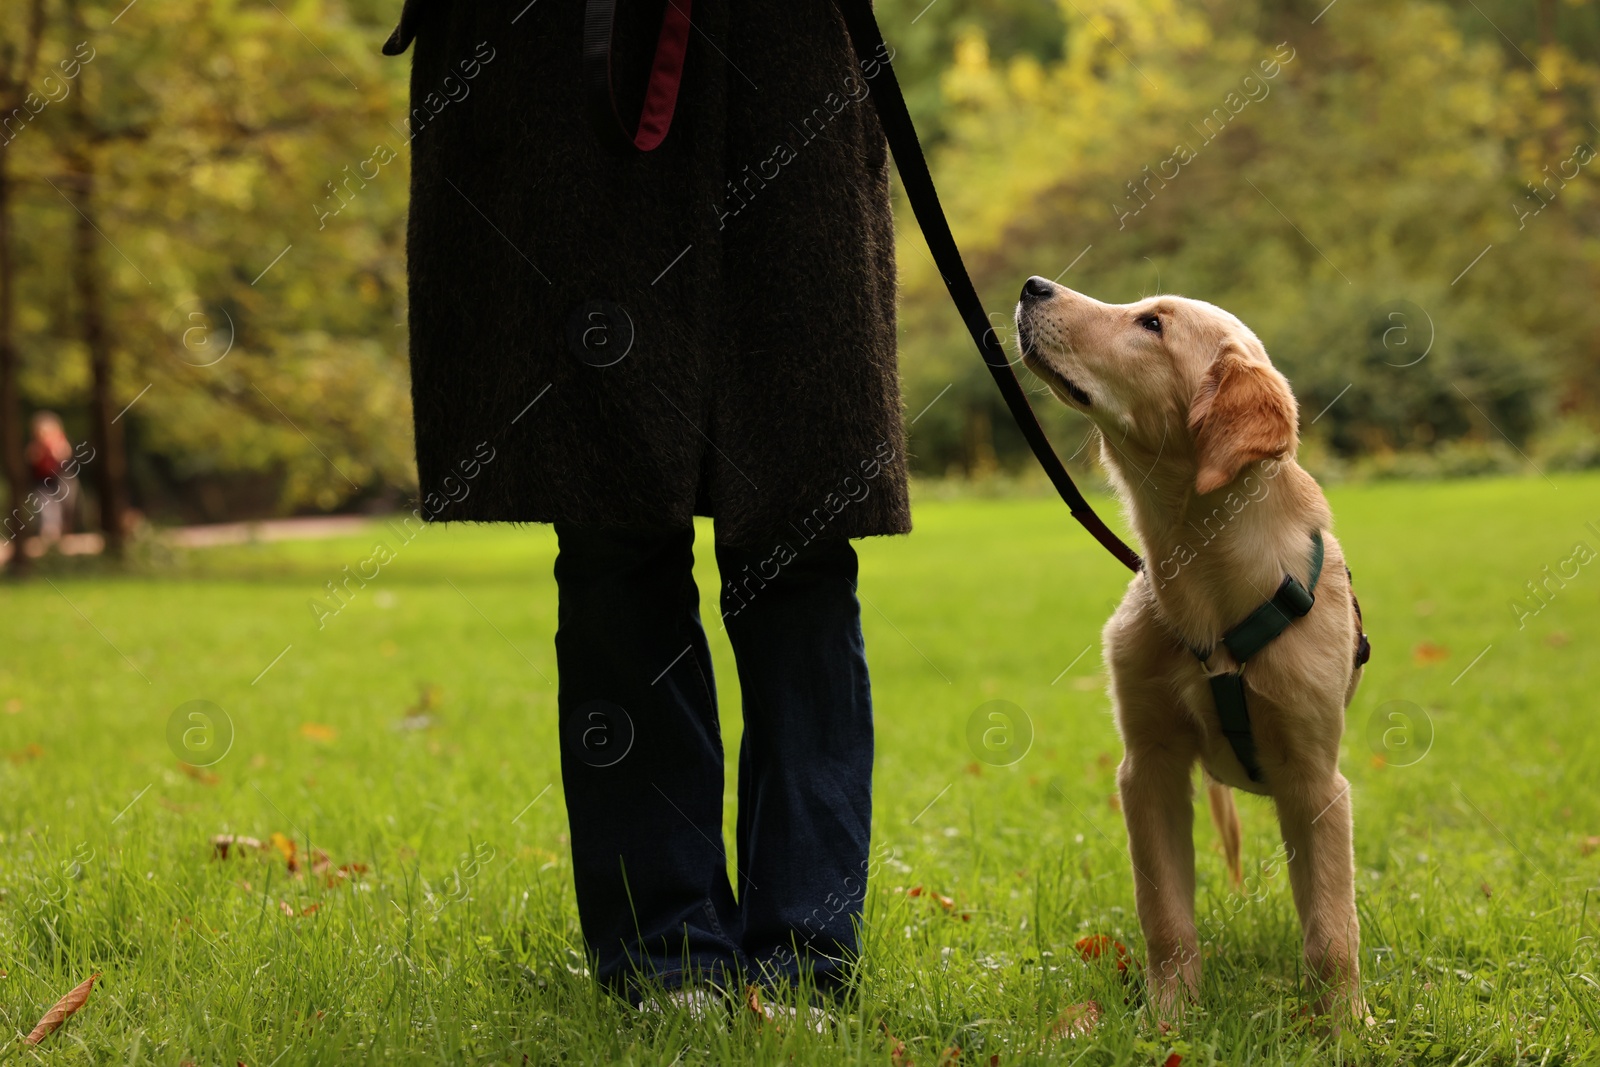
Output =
[
  {"x1": 63, "y1": 0, "x2": 128, "y2": 560},
  {"x1": 69, "y1": 154, "x2": 128, "y2": 559},
  {"x1": 0, "y1": 0, "x2": 44, "y2": 577},
  {"x1": 0, "y1": 150, "x2": 29, "y2": 575}
]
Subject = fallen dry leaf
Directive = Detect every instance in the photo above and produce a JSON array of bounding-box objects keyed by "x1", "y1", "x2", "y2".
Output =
[
  {"x1": 325, "y1": 862, "x2": 370, "y2": 888},
  {"x1": 881, "y1": 1021, "x2": 912, "y2": 1066},
  {"x1": 408, "y1": 683, "x2": 442, "y2": 713},
  {"x1": 1075, "y1": 934, "x2": 1129, "y2": 972},
  {"x1": 264, "y1": 832, "x2": 329, "y2": 878},
  {"x1": 299, "y1": 723, "x2": 338, "y2": 742},
  {"x1": 179, "y1": 763, "x2": 220, "y2": 785},
  {"x1": 270, "y1": 832, "x2": 298, "y2": 870},
  {"x1": 907, "y1": 885, "x2": 958, "y2": 912},
  {"x1": 1412, "y1": 642, "x2": 1450, "y2": 665},
  {"x1": 7, "y1": 742, "x2": 43, "y2": 764},
  {"x1": 4, "y1": 697, "x2": 21, "y2": 714},
  {"x1": 23, "y1": 972, "x2": 98, "y2": 1046},
  {"x1": 1581, "y1": 835, "x2": 1600, "y2": 856},
  {"x1": 1481, "y1": 882, "x2": 1493, "y2": 898},
  {"x1": 1546, "y1": 631, "x2": 1570, "y2": 648},
  {"x1": 1052, "y1": 1000, "x2": 1102, "y2": 1038}
]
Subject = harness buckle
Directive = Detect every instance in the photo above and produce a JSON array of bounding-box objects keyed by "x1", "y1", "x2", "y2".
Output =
[
  {"x1": 1201, "y1": 530, "x2": 1328, "y2": 785},
  {"x1": 1274, "y1": 572, "x2": 1315, "y2": 618}
]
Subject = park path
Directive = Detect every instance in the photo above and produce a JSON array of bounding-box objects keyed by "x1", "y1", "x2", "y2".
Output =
[{"x1": 0, "y1": 514, "x2": 379, "y2": 563}]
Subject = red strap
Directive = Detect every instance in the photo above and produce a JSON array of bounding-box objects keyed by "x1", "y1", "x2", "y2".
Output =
[
  {"x1": 633, "y1": 1, "x2": 691, "y2": 150},
  {"x1": 584, "y1": 0, "x2": 692, "y2": 153}
]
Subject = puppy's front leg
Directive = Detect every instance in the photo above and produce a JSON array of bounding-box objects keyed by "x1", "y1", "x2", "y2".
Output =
[
  {"x1": 1117, "y1": 739, "x2": 1200, "y2": 1023},
  {"x1": 1275, "y1": 772, "x2": 1364, "y2": 1026}
]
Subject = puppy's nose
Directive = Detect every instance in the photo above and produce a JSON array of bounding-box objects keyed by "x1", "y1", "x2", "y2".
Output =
[{"x1": 1021, "y1": 276, "x2": 1054, "y2": 300}]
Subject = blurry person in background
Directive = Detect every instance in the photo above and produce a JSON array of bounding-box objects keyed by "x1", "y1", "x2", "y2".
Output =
[{"x1": 26, "y1": 411, "x2": 76, "y2": 548}]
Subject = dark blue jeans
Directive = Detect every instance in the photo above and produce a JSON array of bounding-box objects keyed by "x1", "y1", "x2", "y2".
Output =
[{"x1": 553, "y1": 524, "x2": 874, "y2": 999}]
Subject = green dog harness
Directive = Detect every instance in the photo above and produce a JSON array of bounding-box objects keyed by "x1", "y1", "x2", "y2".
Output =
[{"x1": 1190, "y1": 531, "x2": 1326, "y2": 784}]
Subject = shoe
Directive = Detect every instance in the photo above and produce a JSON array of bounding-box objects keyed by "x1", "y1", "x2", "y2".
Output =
[
  {"x1": 743, "y1": 985, "x2": 832, "y2": 1033},
  {"x1": 637, "y1": 986, "x2": 727, "y2": 1022}
]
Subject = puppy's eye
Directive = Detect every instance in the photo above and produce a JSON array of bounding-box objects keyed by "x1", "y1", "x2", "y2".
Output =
[{"x1": 1138, "y1": 314, "x2": 1162, "y2": 334}]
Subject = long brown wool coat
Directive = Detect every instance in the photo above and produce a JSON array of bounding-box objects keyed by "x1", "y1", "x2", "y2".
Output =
[{"x1": 384, "y1": 0, "x2": 911, "y2": 547}]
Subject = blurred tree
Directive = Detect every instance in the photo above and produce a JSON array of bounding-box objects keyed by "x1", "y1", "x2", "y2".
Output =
[
  {"x1": 889, "y1": 0, "x2": 1599, "y2": 476},
  {"x1": 1, "y1": 0, "x2": 1596, "y2": 542},
  {"x1": 874, "y1": 0, "x2": 1068, "y2": 140},
  {"x1": 7, "y1": 0, "x2": 413, "y2": 533},
  {"x1": 62, "y1": 0, "x2": 131, "y2": 557},
  {"x1": 0, "y1": 0, "x2": 45, "y2": 573}
]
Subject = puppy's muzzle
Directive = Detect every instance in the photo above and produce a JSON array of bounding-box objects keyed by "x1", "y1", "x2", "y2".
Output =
[
  {"x1": 1015, "y1": 277, "x2": 1091, "y2": 407},
  {"x1": 1014, "y1": 276, "x2": 1056, "y2": 356}
]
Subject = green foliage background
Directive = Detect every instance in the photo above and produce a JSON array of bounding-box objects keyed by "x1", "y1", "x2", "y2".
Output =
[
  {"x1": 3, "y1": 0, "x2": 1598, "y2": 520},
  {"x1": 881, "y1": 0, "x2": 1600, "y2": 479}
]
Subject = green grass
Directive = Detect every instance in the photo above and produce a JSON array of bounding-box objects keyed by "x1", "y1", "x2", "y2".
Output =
[{"x1": 2, "y1": 474, "x2": 1599, "y2": 1065}]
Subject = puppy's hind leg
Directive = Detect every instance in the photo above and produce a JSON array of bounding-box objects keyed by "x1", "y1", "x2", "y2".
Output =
[{"x1": 1204, "y1": 773, "x2": 1243, "y2": 888}]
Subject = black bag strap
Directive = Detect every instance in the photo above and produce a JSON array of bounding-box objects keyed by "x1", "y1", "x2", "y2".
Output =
[{"x1": 833, "y1": 0, "x2": 1142, "y2": 573}]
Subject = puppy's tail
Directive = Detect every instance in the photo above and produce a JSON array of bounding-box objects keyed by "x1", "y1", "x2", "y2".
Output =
[{"x1": 1204, "y1": 774, "x2": 1243, "y2": 888}]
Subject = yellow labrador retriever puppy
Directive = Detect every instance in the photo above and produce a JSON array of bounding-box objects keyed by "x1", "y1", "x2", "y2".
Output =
[{"x1": 1013, "y1": 277, "x2": 1367, "y2": 1027}]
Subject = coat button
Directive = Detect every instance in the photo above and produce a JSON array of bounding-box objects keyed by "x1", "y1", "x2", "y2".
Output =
[{"x1": 566, "y1": 300, "x2": 634, "y2": 368}]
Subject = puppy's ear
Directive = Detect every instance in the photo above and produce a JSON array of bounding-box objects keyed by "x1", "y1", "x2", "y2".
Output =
[{"x1": 1187, "y1": 344, "x2": 1298, "y2": 495}]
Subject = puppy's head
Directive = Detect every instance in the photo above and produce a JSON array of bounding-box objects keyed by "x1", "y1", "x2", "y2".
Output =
[{"x1": 1014, "y1": 277, "x2": 1297, "y2": 495}]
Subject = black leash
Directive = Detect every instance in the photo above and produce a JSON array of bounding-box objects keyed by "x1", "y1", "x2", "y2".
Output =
[
  {"x1": 572, "y1": 0, "x2": 1142, "y2": 573},
  {"x1": 569, "y1": 2, "x2": 1375, "y2": 790},
  {"x1": 832, "y1": 0, "x2": 1142, "y2": 573}
]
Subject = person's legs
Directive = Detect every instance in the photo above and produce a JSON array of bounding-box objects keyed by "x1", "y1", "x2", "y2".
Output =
[
  {"x1": 715, "y1": 536, "x2": 874, "y2": 992},
  {"x1": 36, "y1": 487, "x2": 63, "y2": 544},
  {"x1": 553, "y1": 523, "x2": 744, "y2": 998}
]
